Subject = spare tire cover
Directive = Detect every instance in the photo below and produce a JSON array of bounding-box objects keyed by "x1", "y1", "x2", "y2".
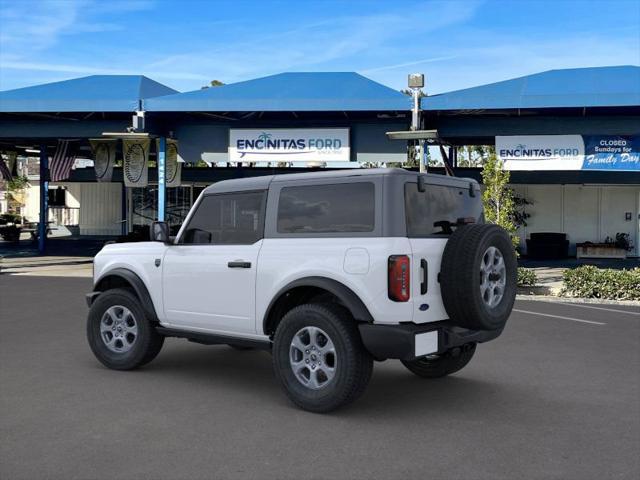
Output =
[{"x1": 440, "y1": 224, "x2": 517, "y2": 331}]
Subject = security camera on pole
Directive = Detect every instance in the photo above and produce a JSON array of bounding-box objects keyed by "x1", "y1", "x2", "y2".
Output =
[{"x1": 408, "y1": 73, "x2": 425, "y2": 172}]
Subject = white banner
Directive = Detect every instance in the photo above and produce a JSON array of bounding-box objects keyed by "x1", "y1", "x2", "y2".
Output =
[
  {"x1": 90, "y1": 139, "x2": 116, "y2": 182},
  {"x1": 123, "y1": 138, "x2": 149, "y2": 187},
  {"x1": 497, "y1": 135, "x2": 585, "y2": 170},
  {"x1": 156, "y1": 138, "x2": 181, "y2": 187},
  {"x1": 229, "y1": 128, "x2": 350, "y2": 162}
]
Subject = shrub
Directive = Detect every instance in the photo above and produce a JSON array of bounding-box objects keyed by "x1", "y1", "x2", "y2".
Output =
[
  {"x1": 561, "y1": 265, "x2": 640, "y2": 300},
  {"x1": 517, "y1": 267, "x2": 537, "y2": 287}
]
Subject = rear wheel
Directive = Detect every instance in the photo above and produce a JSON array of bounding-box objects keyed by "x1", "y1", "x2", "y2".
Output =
[
  {"x1": 272, "y1": 303, "x2": 373, "y2": 413},
  {"x1": 87, "y1": 288, "x2": 164, "y2": 370},
  {"x1": 401, "y1": 343, "x2": 476, "y2": 378}
]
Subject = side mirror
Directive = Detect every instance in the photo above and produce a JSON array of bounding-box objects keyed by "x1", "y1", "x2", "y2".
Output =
[{"x1": 150, "y1": 221, "x2": 170, "y2": 243}]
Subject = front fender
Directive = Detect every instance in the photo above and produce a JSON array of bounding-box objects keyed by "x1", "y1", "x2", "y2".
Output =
[{"x1": 91, "y1": 268, "x2": 159, "y2": 322}]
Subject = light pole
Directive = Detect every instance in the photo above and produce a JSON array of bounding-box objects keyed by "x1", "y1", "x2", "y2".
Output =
[{"x1": 408, "y1": 73, "x2": 425, "y2": 172}]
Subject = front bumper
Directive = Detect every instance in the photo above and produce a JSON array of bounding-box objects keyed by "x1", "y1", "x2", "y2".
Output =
[
  {"x1": 358, "y1": 321, "x2": 503, "y2": 361},
  {"x1": 85, "y1": 291, "x2": 101, "y2": 307}
]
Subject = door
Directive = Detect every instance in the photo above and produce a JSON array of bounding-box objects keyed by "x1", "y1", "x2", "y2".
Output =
[
  {"x1": 404, "y1": 180, "x2": 483, "y2": 323},
  {"x1": 162, "y1": 190, "x2": 266, "y2": 334}
]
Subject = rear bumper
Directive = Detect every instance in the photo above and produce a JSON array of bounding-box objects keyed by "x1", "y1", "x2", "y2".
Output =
[{"x1": 358, "y1": 321, "x2": 503, "y2": 361}]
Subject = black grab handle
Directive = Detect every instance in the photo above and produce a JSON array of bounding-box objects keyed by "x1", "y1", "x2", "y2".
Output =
[
  {"x1": 420, "y1": 259, "x2": 428, "y2": 294},
  {"x1": 227, "y1": 261, "x2": 251, "y2": 268}
]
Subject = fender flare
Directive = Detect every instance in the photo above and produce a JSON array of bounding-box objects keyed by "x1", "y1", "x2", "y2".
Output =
[
  {"x1": 262, "y1": 276, "x2": 374, "y2": 335},
  {"x1": 93, "y1": 268, "x2": 159, "y2": 322}
]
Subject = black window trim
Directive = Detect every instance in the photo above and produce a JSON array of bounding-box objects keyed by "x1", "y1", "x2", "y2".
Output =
[{"x1": 176, "y1": 189, "x2": 268, "y2": 246}]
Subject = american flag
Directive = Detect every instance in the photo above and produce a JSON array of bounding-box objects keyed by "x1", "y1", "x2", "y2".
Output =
[
  {"x1": 0, "y1": 156, "x2": 12, "y2": 181},
  {"x1": 49, "y1": 140, "x2": 78, "y2": 182}
]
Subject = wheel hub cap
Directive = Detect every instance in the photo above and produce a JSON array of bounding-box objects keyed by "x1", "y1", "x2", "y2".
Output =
[
  {"x1": 289, "y1": 326, "x2": 337, "y2": 390},
  {"x1": 100, "y1": 305, "x2": 138, "y2": 353},
  {"x1": 480, "y1": 246, "x2": 506, "y2": 308}
]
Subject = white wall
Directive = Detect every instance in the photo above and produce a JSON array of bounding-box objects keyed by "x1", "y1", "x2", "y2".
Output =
[
  {"x1": 64, "y1": 184, "x2": 81, "y2": 208},
  {"x1": 23, "y1": 182, "x2": 40, "y2": 222},
  {"x1": 78, "y1": 183, "x2": 122, "y2": 235},
  {"x1": 515, "y1": 184, "x2": 640, "y2": 257},
  {"x1": 16, "y1": 181, "x2": 121, "y2": 235}
]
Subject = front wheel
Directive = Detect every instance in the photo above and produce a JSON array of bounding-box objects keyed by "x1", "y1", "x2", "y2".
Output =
[
  {"x1": 87, "y1": 288, "x2": 164, "y2": 370},
  {"x1": 272, "y1": 303, "x2": 373, "y2": 413},
  {"x1": 401, "y1": 343, "x2": 476, "y2": 378}
]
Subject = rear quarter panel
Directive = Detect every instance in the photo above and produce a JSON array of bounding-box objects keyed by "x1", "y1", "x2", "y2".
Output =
[{"x1": 256, "y1": 237, "x2": 415, "y2": 330}]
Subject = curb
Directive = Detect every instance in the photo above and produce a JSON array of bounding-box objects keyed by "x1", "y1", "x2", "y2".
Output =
[
  {"x1": 0, "y1": 259, "x2": 93, "y2": 269},
  {"x1": 516, "y1": 294, "x2": 640, "y2": 307},
  {"x1": 517, "y1": 285, "x2": 558, "y2": 296}
]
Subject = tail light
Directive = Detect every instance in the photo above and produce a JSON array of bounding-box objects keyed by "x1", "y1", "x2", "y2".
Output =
[{"x1": 388, "y1": 255, "x2": 410, "y2": 302}]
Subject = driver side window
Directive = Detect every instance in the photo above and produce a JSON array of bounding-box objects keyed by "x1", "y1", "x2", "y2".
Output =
[{"x1": 181, "y1": 191, "x2": 266, "y2": 245}]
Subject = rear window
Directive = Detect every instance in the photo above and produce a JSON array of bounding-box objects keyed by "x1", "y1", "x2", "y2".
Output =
[
  {"x1": 277, "y1": 182, "x2": 375, "y2": 233},
  {"x1": 405, "y1": 183, "x2": 482, "y2": 236}
]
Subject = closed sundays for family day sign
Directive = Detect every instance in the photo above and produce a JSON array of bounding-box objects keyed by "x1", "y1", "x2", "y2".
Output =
[
  {"x1": 229, "y1": 128, "x2": 350, "y2": 162},
  {"x1": 497, "y1": 135, "x2": 640, "y2": 171}
]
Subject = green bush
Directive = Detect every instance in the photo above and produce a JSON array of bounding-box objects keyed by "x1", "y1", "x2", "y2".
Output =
[
  {"x1": 561, "y1": 265, "x2": 640, "y2": 300},
  {"x1": 517, "y1": 267, "x2": 538, "y2": 287}
]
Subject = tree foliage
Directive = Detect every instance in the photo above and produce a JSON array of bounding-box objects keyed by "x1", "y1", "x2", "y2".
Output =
[
  {"x1": 201, "y1": 79, "x2": 225, "y2": 89},
  {"x1": 457, "y1": 145, "x2": 495, "y2": 167},
  {"x1": 481, "y1": 152, "x2": 519, "y2": 250}
]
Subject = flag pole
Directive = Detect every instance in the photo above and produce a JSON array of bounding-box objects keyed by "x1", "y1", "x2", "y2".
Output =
[
  {"x1": 38, "y1": 144, "x2": 48, "y2": 254},
  {"x1": 157, "y1": 137, "x2": 166, "y2": 222}
]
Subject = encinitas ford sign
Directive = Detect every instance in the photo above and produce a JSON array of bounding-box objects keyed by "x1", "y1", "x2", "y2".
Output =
[
  {"x1": 497, "y1": 135, "x2": 640, "y2": 171},
  {"x1": 229, "y1": 128, "x2": 350, "y2": 162},
  {"x1": 497, "y1": 135, "x2": 584, "y2": 170}
]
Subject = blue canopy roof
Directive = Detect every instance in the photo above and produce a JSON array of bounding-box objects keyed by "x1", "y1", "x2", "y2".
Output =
[
  {"x1": 0, "y1": 75, "x2": 178, "y2": 113},
  {"x1": 422, "y1": 66, "x2": 640, "y2": 111},
  {"x1": 145, "y1": 72, "x2": 411, "y2": 112}
]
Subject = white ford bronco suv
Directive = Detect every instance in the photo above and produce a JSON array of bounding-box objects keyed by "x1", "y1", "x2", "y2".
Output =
[{"x1": 87, "y1": 168, "x2": 516, "y2": 412}]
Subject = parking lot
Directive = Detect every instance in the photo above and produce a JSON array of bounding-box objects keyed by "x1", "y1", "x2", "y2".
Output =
[{"x1": 1, "y1": 275, "x2": 638, "y2": 480}]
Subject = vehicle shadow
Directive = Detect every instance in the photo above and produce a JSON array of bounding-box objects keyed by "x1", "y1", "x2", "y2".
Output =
[{"x1": 137, "y1": 342, "x2": 529, "y2": 418}]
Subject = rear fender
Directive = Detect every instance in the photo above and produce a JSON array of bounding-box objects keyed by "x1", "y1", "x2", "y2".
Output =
[{"x1": 262, "y1": 276, "x2": 373, "y2": 336}]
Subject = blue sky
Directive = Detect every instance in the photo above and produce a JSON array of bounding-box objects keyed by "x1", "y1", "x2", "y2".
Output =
[{"x1": 0, "y1": 0, "x2": 638, "y2": 94}]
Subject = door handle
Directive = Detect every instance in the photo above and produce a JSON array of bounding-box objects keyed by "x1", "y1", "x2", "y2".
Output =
[
  {"x1": 228, "y1": 261, "x2": 251, "y2": 268},
  {"x1": 420, "y1": 259, "x2": 428, "y2": 294}
]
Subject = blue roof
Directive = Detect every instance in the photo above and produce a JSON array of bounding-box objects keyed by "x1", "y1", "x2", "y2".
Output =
[
  {"x1": 422, "y1": 66, "x2": 640, "y2": 111},
  {"x1": 0, "y1": 75, "x2": 178, "y2": 113},
  {"x1": 145, "y1": 72, "x2": 411, "y2": 112}
]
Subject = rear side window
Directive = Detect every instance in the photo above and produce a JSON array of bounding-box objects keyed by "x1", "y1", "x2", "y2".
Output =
[
  {"x1": 181, "y1": 191, "x2": 265, "y2": 244},
  {"x1": 277, "y1": 182, "x2": 375, "y2": 233},
  {"x1": 405, "y1": 183, "x2": 482, "y2": 236}
]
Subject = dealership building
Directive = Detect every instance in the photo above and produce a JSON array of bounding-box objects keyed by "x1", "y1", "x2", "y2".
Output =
[{"x1": 0, "y1": 66, "x2": 638, "y2": 257}]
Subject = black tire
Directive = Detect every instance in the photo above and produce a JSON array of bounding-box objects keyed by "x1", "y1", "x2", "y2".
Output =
[
  {"x1": 87, "y1": 288, "x2": 164, "y2": 370},
  {"x1": 440, "y1": 224, "x2": 517, "y2": 331},
  {"x1": 401, "y1": 343, "x2": 476, "y2": 378},
  {"x1": 272, "y1": 303, "x2": 373, "y2": 413}
]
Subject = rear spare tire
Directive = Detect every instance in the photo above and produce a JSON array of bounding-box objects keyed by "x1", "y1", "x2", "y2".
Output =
[{"x1": 440, "y1": 224, "x2": 516, "y2": 331}]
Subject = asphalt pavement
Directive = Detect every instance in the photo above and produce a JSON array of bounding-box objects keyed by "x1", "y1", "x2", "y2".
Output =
[{"x1": 1, "y1": 275, "x2": 638, "y2": 480}]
